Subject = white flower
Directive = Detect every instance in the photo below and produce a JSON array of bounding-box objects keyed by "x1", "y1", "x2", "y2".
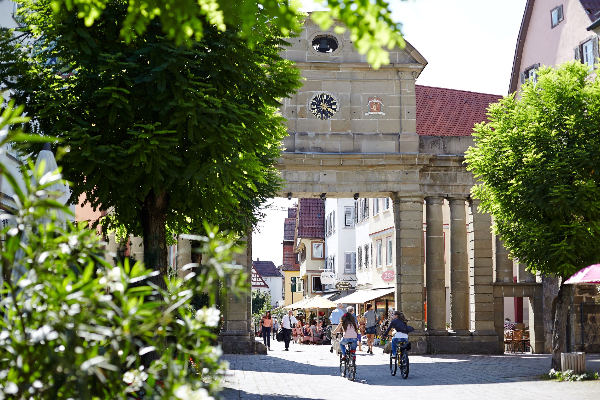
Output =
[
  {"x1": 99, "y1": 267, "x2": 125, "y2": 293},
  {"x1": 174, "y1": 385, "x2": 213, "y2": 400},
  {"x1": 123, "y1": 368, "x2": 148, "y2": 392},
  {"x1": 59, "y1": 243, "x2": 71, "y2": 255},
  {"x1": 3, "y1": 382, "x2": 17, "y2": 394},
  {"x1": 68, "y1": 235, "x2": 78, "y2": 248},
  {"x1": 29, "y1": 325, "x2": 58, "y2": 343},
  {"x1": 196, "y1": 307, "x2": 220, "y2": 327}
]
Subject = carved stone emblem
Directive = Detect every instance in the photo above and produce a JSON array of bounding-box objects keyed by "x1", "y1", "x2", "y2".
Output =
[{"x1": 365, "y1": 97, "x2": 385, "y2": 115}]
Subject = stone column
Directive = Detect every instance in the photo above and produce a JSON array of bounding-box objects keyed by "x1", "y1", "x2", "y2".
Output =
[
  {"x1": 449, "y1": 197, "x2": 469, "y2": 333},
  {"x1": 220, "y1": 233, "x2": 265, "y2": 354},
  {"x1": 494, "y1": 235, "x2": 513, "y2": 283},
  {"x1": 529, "y1": 284, "x2": 545, "y2": 353},
  {"x1": 393, "y1": 193, "x2": 427, "y2": 353},
  {"x1": 468, "y1": 199, "x2": 498, "y2": 352},
  {"x1": 425, "y1": 196, "x2": 445, "y2": 332},
  {"x1": 176, "y1": 236, "x2": 192, "y2": 278}
]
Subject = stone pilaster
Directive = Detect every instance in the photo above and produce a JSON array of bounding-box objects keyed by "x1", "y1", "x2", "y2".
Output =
[
  {"x1": 176, "y1": 236, "x2": 192, "y2": 278},
  {"x1": 468, "y1": 200, "x2": 495, "y2": 334},
  {"x1": 517, "y1": 262, "x2": 535, "y2": 283},
  {"x1": 529, "y1": 284, "x2": 545, "y2": 353},
  {"x1": 398, "y1": 71, "x2": 419, "y2": 153},
  {"x1": 220, "y1": 233, "x2": 266, "y2": 354},
  {"x1": 393, "y1": 193, "x2": 427, "y2": 353},
  {"x1": 425, "y1": 196, "x2": 445, "y2": 332},
  {"x1": 494, "y1": 235, "x2": 513, "y2": 283},
  {"x1": 449, "y1": 197, "x2": 469, "y2": 333}
]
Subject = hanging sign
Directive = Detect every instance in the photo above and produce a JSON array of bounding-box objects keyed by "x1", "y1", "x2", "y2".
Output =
[
  {"x1": 320, "y1": 271, "x2": 336, "y2": 285},
  {"x1": 335, "y1": 281, "x2": 352, "y2": 290},
  {"x1": 381, "y1": 270, "x2": 395, "y2": 282}
]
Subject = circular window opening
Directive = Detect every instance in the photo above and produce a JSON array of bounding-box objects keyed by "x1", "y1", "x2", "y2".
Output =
[{"x1": 312, "y1": 35, "x2": 338, "y2": 53}]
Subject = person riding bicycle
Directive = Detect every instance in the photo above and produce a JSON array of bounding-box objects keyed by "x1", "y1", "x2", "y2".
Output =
[
  {"x1": 383, "y1": 310, "x2": 414, "y2": 358},
  {"x1": 333, "y1": 306, "x2": 359, "y2": 361}
]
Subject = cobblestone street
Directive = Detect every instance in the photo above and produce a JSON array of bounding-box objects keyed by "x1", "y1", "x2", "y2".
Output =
[{"x1": 221, "y1": 338, "x2": 600, "y2": 399}]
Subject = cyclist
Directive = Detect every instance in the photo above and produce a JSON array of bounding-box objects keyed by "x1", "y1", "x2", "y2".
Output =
[
  {"x1": 333, "y1": 306, "x2": 359, "y2": 361},
  {"x1": 382, "y1": 311, "x2": 414, "y2": 358}
]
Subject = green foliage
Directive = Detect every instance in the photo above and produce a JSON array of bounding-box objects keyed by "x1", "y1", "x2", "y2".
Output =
[
  {"x1": 251, "y1": 290, "x2": 272, "y2": 317},
  {"x1": 2, "y1": 1, "x2": 302, "y2": 283},
  {"x1": 466, "y1": 62, "x2": 600, "y2": 279},
  {"x1": 549, "y1": 369, "x2": 599, "y2": 381},
  {"x1": 44, "y1": 0, "x2": 406, "y2": 68},
  {"x1": 0, "y1": 106, "x2": 249, "y2": 399}
]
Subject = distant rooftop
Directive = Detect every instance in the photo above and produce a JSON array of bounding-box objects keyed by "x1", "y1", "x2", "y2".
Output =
[
  {"x1": 296, "y1": 198, "x2": 325, "y2": 239},
  {"x1": 252, "y1": 260, "x2": 283, "y2": 277}
]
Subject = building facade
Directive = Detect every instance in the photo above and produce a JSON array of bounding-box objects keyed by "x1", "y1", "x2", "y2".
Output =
[
  {"x1": 323, "y1": 198, "x2": 357, "y2": 291},
  {"x1": 295, "y1": 198, "x2": 326, "y2": 299},
  {"x1": 252, "y1": 260, "x2": 284, "y2": 308}
]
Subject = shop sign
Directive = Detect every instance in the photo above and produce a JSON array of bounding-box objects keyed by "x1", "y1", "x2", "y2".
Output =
[
  {"x1": 320, "y1": 271, "x2": 336, "y2": 285},
  {"x1": 335, "y1": 281, "x2": 352, "y2": 290},
  {"x1": 381, "y1": 270, "x2": 395, "y2": 282}
]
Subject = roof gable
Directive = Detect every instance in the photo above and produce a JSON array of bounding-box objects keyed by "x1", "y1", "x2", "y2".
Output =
[
  {"x1": 296, "y1": 198, "x2": 325, "y2": 239},
  {"x1": 252, "y1": 260, "x2": 283, "y2": 277}
]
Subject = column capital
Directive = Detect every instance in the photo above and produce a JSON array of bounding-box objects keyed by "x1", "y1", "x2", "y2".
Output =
[
  {"x1": 424, "y1": 196, "x2": 444, "y2": 205},
  {"x1": 447, "y1": 196, "x2": 468, "y2": 205},
  {"x1": 391, "y1": 192, "x2": 424, "y2": 203}
]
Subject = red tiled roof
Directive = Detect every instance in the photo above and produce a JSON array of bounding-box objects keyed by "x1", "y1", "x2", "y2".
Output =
[
  {"x1": 288, "y1": 207, "x2": 297, "y2": 219},
  {"x1": 415, "y1": 85, "x2": 502, "y2": 137},
  {"x1": 252, "y1": 260, "x2": 283, "y2": 277},
  {"x1": 297, "y1": 198, "x2": 324, "y2": 239},
  {"x1": 284, "y1": 218, "x2": 296, "y2": 241}
]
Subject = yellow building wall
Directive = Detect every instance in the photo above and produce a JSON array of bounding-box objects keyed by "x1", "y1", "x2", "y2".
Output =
[{"x1": 284, "y1": 270, "x2": 303, "y2": 306}]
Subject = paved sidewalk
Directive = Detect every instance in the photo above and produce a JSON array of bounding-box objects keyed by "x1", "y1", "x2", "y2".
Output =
[{"x1": 220, "y1": 338, "x2": 600, "y2": 399}]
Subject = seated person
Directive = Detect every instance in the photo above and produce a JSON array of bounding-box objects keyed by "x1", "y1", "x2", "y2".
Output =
[{"x1": 383, "y1": 311, "x2": 414, "y2": 357}]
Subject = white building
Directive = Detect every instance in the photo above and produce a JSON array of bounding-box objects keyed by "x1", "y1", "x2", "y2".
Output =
[
  {"x1": 324, "y1": 198, "x2": 357, "y2": 291},
  {"x1": 251, "y1": 260, "x2": 284, "y2": 308}
]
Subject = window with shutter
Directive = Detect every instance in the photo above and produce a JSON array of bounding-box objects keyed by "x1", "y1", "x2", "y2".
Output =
[
  {"x1": 354, "y1": 201, "x2": 359, "y2": 224},
  {"x1": 551, "y1": 5, "x2": 563, "y2": 28},
  {"x1": 376, "y1": 240, "x2": 383, "y2": 268},
  {"x1": 386, "y1": 236, "x2": 393, "y2": 265},
  {"x1": 364, "y1": 244, "x2": 369, "y2": 268},
  {"x1": 384, "y1": 198, "x2": 390, "y2": 211},
  {"x1": 344, "y1": 207, "x2": 354, "y2": 227},
  {"x1": 574, "y1": 45, "x2": 581, "y2": 62},
  {"x1": 370, "y1": 243, "x2": 373, "y2": 266},
  {"x1": 357, "y1": 246, "x2": 363, "y2": 269},
  {"x1": 345, "y1": 252, "x2": 352, "y2": 273},
  {"x1": 583, "y1": 39, "x2": 595, "y2": 69},
  {"x1": 365, "y1": 198, "x2": 369, "y2": 219},
  {"x1": 352, "y1": 252, "x2": 356, "y2": 273}
]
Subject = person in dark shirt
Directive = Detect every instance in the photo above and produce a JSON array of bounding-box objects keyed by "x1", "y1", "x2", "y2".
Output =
[{"x1": 383, "y1": 311, "x2": 414, "y2": 357}]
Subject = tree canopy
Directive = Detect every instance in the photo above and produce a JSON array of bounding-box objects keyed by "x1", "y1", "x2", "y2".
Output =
[
  {"x1": 466, "y1": 61, "x2": 600, "y2": 279},
  {"x1": 1, "y1": 1, "x2": 301, "y2": 287},
  {"x1": 43, "y1": 0, "x2": 407, "y2": 69}
]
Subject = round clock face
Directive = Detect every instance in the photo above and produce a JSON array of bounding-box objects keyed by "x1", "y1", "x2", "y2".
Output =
[{"x1": 310, "y1": 93, "x2": 338, "y2": 120}]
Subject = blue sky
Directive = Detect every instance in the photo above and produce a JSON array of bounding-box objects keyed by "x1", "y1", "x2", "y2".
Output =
[{"x1": 253, "y1": 0, "x2": 528, "y2": 266}]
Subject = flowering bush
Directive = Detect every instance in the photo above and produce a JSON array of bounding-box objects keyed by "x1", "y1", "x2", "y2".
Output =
[
  {"x1": 0, "y1": 105, "x2": 247, "y2": 399},
  {"x1": 548, "y1": 369, "x2": 599, "y2": 381}
]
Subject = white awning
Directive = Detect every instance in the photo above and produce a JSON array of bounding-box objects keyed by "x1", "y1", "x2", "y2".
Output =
[{"x1": 335, "y1": 288, "x2": 395, "y2": 304}]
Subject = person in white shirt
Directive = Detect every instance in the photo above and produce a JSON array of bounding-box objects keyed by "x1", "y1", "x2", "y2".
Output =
[{"x1": 281, "y1": 310, "x2": 298, "y2": 351}]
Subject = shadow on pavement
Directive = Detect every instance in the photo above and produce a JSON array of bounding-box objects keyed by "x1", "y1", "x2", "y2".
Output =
[
  {"x1": 220, "y1": 388, "x2": 314, "y2": 400},
  {"x1": 222, "y1": 351, "x2": 600, "y2": 388}
]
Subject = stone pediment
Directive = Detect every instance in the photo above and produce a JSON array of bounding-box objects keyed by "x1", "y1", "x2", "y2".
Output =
[{"x1": 281, "y1": 18, "x2": 427, "y2": 69}]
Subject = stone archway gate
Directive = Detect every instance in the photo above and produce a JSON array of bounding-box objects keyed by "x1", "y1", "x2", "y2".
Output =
[{"x1": 219, "y1": 20, "x2": 545, "y2": 354}]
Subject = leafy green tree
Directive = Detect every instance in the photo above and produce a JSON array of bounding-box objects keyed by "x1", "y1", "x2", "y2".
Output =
[
  {"x1": 466, "y1": 61, "x2": 600, "y2": 369},
  {"x1": 48, "y1": 0, "x2": 407, "y2": 68},
  {"x1": 0, "y1": 106, "x2": 248, "y2": 399},
  {"x1": 1, "y1": 1, "x2": 301, "y2": 290}
]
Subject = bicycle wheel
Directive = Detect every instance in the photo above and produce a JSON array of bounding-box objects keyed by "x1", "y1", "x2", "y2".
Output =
[
  {"x1": 389, "y1": 353, "x2": 397, "y2": 376},
  {"x1": 348, "y1": 356, "x2": 356, "y2": 381},
  {"x1": 400, "y1": 352, "x2": 409, "y2": 379},
  {"x1": 340, "y1": 354, "x2": 347, "y2": 377}
]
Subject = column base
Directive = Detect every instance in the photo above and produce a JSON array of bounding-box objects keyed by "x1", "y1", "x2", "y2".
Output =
[
  {"x1": 407, "y1": 330, "x2": 429, "y2": 355},
  {"x1": 428, "y1": 330, "x2": 499, "y2": 354},
  {"x1": 219, "y1": 331, "x2": 268, "y2": 355}
]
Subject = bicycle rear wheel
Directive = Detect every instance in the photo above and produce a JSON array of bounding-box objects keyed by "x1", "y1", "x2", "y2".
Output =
[
  {"x1": 348, "y1": 356, "x2": 356, "y2": 381},
  {"x1": 389, "y1": 353, "x2": 397, "y2": 376},
  {"x1": 400, "y1": 352, "x2": 409, "y2": 379}
]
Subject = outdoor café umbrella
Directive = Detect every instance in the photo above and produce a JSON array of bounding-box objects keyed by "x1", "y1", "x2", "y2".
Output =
[
  {"x1": 564, "y1": 264, "x2": 600, "y2": 285},
  {"x1": 284, "y1": 297, "x2": 312, "y2": 309},
  {"x1": 297, "y1": 295, "x2": 338, "y2": 325}
]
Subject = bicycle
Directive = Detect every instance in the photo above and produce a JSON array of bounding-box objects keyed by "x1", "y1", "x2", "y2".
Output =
[
  {"x1": 339, "y1": 343, "x2": 357, "y2": 381},
  {"x1": 388, "y1": 336, "x2": 410, "y2": 379}
]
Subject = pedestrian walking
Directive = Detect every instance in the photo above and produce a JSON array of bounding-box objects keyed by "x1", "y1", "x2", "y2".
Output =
[
  {"x1": 357, "y1": 314, "x2": 366, "y2": 351},
  {"x1": 261, "y1": 311, "x2": 273, "y2": 351},
  {"x1": 364, "y1": 303, "x2": 379, "y2": 354},
  {"x1": 282, "y1": 310, "x2": 298, "y2": 351},
  {"x1": 272, "y1": 318, "x2": 279, "y2": 340}
]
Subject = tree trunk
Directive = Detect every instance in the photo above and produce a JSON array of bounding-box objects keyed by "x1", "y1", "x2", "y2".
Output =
[
  {"x1": 551, "y1": 281, "x2": 573, "y2": 370},
  {"x1": 140, "y1": 190, "x2": 169, "y2": 292}
]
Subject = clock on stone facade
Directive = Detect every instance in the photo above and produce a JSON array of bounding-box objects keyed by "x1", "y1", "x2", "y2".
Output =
[{"x1": 310, "y1": 93, "x2": 338, "y2": 120}]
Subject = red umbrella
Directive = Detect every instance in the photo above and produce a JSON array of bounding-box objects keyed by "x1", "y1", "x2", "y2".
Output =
[{"x1": 564, "y1": 264, "x2": 600, "y2": 284}]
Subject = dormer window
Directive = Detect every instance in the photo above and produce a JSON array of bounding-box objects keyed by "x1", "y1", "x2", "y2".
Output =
[
  {"x1": 312, "y1": 35, "x2": 338, "y2": 53},
  {"x1": 551, "y1": 5, "x2": 563, "y2": 28}
]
